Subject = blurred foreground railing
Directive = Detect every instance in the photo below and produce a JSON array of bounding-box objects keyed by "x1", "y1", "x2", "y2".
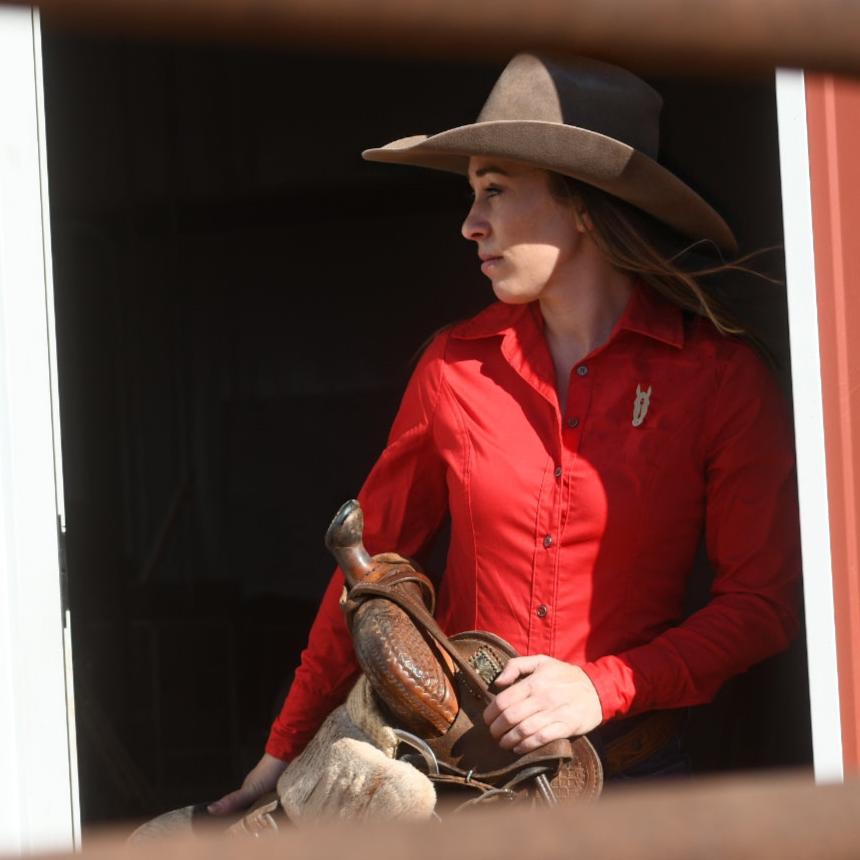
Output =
[
  {"x1": 6, "y1": 0, "x2": 860, "y2": 76},
  {"x1": 19, "y1": 772, "x2": 860, "y2": 860}
]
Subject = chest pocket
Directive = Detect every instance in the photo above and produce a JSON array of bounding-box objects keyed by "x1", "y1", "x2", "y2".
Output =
[
  {"x1": 618, "y1": 420, "x2": 672, "y2": 472},
  {"x1": 584, "y1": 385, "x2": 700, "y2": 495}
]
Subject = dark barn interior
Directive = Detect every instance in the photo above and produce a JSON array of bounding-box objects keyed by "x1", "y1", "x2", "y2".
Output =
[{"x1": 41, "y1": 28, "x2": 812, "y2": 828}]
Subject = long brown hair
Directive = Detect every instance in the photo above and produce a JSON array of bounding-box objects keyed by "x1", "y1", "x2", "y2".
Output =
[{"x1": 547, "y1": 172, "x2": 776, "y2": 349}]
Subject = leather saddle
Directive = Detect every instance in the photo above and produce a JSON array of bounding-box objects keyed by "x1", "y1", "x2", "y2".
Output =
[{"x1": 326, "y1": 499, "x2": 603, "y2": 809}]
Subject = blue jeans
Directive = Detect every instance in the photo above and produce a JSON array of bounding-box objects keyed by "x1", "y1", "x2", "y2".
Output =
[{"x1": 603, "y1": 735, "x2": 691, "y2": 785}]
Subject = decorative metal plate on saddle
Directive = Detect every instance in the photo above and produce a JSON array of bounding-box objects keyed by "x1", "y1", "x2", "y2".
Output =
[{"x1": 325, "y1": 499, "x2": 603, "y2": 810}]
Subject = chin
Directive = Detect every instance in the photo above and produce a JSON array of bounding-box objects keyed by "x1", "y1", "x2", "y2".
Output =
[{"x1": 491, "y1": 282, "x2": 539, "y2": 305}]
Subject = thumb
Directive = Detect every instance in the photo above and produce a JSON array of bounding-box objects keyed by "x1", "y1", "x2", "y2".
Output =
[
  {"x1": 493, "y1": 654, "x2": 548, "y2": 688},
  {"x1": 207, "y1": 786, "x2": 256, "y2": 816}
]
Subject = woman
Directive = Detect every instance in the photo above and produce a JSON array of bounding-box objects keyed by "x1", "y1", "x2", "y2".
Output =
[{"x1": 210, "y1": 53, "x2": 800, "y2": 813}]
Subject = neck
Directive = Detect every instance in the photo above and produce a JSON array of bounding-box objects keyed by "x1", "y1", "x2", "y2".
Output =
[
  {"x1": 540, "y1": 252, "x2": 633, "y2": 363},
  {"x1": 538, "y1": 242, "x2": 634, "y2": 411}
]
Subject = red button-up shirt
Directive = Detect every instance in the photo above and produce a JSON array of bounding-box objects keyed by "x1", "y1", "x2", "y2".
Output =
[{"x1": 266, "y1": 284, "x2": 800, "y2": 761}]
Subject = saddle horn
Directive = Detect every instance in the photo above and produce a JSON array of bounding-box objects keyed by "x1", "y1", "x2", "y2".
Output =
[{"x1": 325, "y1": 499, "x2": 374, "y2": 587}]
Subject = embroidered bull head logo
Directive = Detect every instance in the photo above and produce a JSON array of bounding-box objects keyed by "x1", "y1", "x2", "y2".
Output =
[{"x1": 632, "y1": 385, "x2": 652, "y2": 427}]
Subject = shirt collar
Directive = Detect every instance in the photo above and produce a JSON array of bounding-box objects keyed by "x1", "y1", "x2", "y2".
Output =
[
  {"x1": 449, "y1": 300, "x2": 531, "y2": 341},
  {"x1": 614, "y1": 281, "x2": 685, "y2": 350},
  {"x1": 450, "y1": 282, "x2": 685, "y2": 350}
]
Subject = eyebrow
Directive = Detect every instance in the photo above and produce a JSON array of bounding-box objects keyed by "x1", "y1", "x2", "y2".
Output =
[{"x1": 474, "y1": 165, "x2": 511, "y2": 178}]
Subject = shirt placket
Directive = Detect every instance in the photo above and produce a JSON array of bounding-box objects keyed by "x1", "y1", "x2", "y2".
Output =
[
  {"x1": 526, "y1": 358, "x2": 594, "y2": 656},
  {"x1": 563, "y1": 362, "x2": 593, "y2": 452},
  {"x1": 531, "y1": 357, "x2": 595, "y2": 655}
]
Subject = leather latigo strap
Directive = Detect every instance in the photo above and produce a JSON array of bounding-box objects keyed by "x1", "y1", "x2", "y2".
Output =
[{"x1": 325, "y1": 500, "x2": 603, "y2": 803}]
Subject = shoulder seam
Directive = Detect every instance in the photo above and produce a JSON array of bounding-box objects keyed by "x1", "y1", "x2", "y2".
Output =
[{"x1": 429, "y1": 328, "x2": 452, "y2": 432}]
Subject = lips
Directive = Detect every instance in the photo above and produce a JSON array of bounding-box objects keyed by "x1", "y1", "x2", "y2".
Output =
[{"x1": 479, "y1": 254, "x2": 503, "y2": 275}]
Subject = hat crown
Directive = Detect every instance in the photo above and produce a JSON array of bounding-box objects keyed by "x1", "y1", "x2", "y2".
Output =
[{"x1": 476, "y1": 54, "x2": 662, "y2": 159}]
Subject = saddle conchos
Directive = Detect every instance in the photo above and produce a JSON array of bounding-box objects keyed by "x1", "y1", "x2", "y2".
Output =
[{"x1": 326, "y1": 498, "x2": 604, "y2": 811}]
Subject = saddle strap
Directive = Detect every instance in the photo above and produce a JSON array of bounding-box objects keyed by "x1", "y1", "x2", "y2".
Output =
[
  {"x1": 345, "y1": 579, "x2": 495, "y2": 706},
  {"x1": 355, "y1": 565, "x2": 438, "y2": 615}
]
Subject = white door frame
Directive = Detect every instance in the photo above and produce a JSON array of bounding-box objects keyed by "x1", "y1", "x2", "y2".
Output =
[
  {"x1": 0, "y1": 6, "x2": 79, "y2": 853},
  {"x1": 775, "y1": 68, "x2": 844, "y2": 783}
]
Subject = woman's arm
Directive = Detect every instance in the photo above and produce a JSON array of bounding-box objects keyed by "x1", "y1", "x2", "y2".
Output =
[
  {"x1": 483, "y1": 341, "x2": 800, "y2": 746},
  {"x1": 583, "y1": 342, "x2": 801, "y2": 720}
]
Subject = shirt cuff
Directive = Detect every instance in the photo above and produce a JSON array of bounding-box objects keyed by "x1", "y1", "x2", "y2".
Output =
[
  {"x1": 581, "y1": 655, "x2": 639, "y2": 722},
  {"x1": 265, "y1": 721, "x2": 315, "y2": 763}
]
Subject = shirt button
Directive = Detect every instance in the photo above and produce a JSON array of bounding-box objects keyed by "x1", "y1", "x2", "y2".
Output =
[
  {"x1": 576, "y1": 365, "x2": 589, "y2": 377},
  {"x1": 543, "y1": 534, "x2": 553, "y2": 548},
  {"x1": 536, "y1": 604, "x2": 549, "y2": 618},
  {"x1": 567, "y1": 416, "x2": 580, "y2": 428},
  {"x1": 554, "y1": 466, "x2": 562, "y2": 478}
]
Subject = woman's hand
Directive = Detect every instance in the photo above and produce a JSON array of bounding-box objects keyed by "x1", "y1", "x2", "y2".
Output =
[
  {"x1": 207, "y1": 752, "x2": 288, "y2": 816},
  {"x1": 483, "y1": 655, "x2": 603, "y2": 754}
]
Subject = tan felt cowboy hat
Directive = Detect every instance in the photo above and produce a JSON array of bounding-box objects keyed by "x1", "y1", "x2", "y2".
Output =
[{"x1": 362, "y1": 53, "x2": 737, "y2": 254}]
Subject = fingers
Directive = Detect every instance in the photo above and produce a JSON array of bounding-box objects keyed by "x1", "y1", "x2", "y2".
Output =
[
  {"x1": 208, "y1": 754, "x2": 288, "y2": 816},
  {"x1": 483, "y1": 658, "x2": 603, "y2": 753},
  {"x1": 492, "y1": 654, "x2": 548, "y2": 688},
  {"x1": 484, "y1": 655, "x2": 550, "y2": 726},
  {"x1": 503, "y1": 716, "x2": 570, "y2": 754},
  {"x1": 484, "y1": 675, "x2": 531, "y2": 725},
  {"x1": 486, "y1": 692, "x2": 544, "y2": 741},
  {"x1": 207, "y1": 787, "x2": 255, "y2": 816}
]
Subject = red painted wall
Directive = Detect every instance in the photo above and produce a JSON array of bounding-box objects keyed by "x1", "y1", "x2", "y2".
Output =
[{"x1": 806, "y1": 73, "x2": 860, "y2": 772}]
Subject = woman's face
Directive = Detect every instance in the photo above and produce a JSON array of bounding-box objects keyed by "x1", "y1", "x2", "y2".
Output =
[{"x1": 462, "y1": 156, "x2": 586, "y2": 304}]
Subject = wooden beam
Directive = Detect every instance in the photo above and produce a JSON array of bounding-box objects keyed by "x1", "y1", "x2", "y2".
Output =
[
  {"x1": 10, "y1": 0, "x2": 860, "y2": 76},
  {"x1": 43, "y1": 773, "x2": 860, "y2": 860}
]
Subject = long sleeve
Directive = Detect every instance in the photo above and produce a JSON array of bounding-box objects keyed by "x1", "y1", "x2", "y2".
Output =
[
  {"x1": 265, "y1": 331, "x2": 451, "y2": 760},
  {"x1": 582, "y1": 343, "x2": 801, "y2": 720}
]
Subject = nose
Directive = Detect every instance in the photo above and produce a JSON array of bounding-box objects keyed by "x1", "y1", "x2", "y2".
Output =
[{"x1": 461, "y1": 202, "x2": 489, "y2": 242}]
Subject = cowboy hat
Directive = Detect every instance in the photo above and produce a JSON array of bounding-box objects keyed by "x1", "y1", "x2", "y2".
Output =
[{"x1": 362, "y1": 53, "x2": 737, "y2": 253}]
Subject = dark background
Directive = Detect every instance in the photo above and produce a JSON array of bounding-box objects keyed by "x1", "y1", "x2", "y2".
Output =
[{"x1": 41, "y1": 29, "x2": 812, "y2": 827}]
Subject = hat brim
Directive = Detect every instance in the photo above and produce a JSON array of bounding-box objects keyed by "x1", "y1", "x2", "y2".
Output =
[{"x1": 362, "y1": 120, "x2": 737, "y2": 254}]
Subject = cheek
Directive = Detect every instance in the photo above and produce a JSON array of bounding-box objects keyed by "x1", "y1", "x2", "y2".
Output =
[
  {"x1": 529, "y1": 243, "x2": 566, "y2": 272},
  {"x1": 516, "y1": 244, "x2": 566, "y2": 286},
  {"x1": 490, "y1": 247, "x2": 560, "y2": 303}
]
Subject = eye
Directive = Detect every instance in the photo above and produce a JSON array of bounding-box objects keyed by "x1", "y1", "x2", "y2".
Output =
[{"x1": 467, "y1": 184, "x2": 503, "y2": 203}]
